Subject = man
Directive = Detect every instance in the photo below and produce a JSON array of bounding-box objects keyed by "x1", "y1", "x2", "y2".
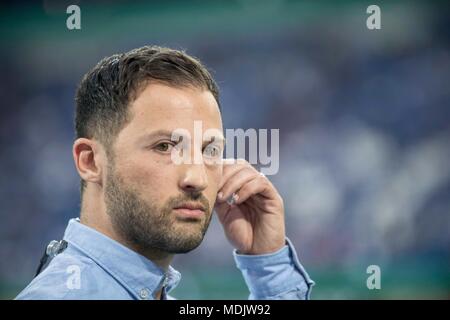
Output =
[{"x1": 16, "y1": 46, "x2": 314, "y2": 300}]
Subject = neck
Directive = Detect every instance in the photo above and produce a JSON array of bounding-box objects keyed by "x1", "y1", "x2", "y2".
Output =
[
  {"x1": 79, "y1": 186, "x2": 174, "y2": 271},
  {"x1": 130, "y1": 243, "x2": 174, "y2": 272}
]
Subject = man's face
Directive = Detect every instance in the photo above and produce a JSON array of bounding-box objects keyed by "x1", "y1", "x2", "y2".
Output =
[{"x1": 104, "y1": 83, "x2": 224, "y2": 254}]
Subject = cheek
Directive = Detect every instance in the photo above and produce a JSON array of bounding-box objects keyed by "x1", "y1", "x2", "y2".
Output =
[
  {"x1": 206, "y1": 167, "x2": 222, "y2": 199},
  {"x1": 209, "y1": 171, "x2": 222, "y2": 191},
  {"x1": 118, "y1": 156, "x2": 173, "y2": 191}
]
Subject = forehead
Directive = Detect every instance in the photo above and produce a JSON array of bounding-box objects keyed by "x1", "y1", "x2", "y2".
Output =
[{"x1": 125, "y1": 82, "x2": 222, "y2": 135}]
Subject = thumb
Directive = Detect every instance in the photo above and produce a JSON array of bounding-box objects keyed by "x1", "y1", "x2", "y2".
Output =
[{"x1": 214, "y1": 201, "x2": 231, "y2": 225}]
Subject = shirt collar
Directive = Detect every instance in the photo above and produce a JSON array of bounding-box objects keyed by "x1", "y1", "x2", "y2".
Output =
[{"x1": 63, "y1": 218, "x2": 181, "y2": 299}]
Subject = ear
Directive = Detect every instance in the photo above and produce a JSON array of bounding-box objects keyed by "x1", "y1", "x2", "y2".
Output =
[{"x1": 72, "y1": 138, "x2": 105, "y2": 187}]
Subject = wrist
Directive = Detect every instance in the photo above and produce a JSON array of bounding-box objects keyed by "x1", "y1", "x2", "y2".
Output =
[{"x1": 239, "y1": 240, "x2": 286, "y2": 255}]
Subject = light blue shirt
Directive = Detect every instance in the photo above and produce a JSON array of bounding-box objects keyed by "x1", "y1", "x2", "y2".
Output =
[{"x1": 16, "y1": 218, "x2": 314, "y2": 300}]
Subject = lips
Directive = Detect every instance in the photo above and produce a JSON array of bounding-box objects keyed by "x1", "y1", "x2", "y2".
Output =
[
  {"x1": 174, "y1": 202, "x2": 206, "y2": 211},
  {"x1": 173, "y1": 202, "x2": 206, "y2": 219}
]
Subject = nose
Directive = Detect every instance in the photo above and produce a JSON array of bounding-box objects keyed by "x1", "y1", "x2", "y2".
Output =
[{"x1": 178, "y1": 163, "x2": 208, "y2": 194}]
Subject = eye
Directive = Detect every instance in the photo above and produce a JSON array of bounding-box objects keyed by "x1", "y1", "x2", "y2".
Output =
[
  {"x1": 203, "y1": 144, "x2": 222, "y2": 158},
  {"x1": 154, "y1": 142, "x2": 174, "y2": 153}
]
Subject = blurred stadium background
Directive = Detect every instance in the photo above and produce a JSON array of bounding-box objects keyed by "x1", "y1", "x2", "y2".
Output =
[{"x1": 0, "y1": 0, "x2": 449, "y2": 299}]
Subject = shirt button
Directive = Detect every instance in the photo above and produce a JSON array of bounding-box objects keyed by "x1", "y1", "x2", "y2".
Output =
[{"x1": 139, "y1": 288, "x2": 150, "y2": 300}]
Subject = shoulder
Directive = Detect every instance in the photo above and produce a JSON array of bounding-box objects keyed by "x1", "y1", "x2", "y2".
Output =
[{"x1": 15, "y1": 245, "x2": 131, "y2": 300}]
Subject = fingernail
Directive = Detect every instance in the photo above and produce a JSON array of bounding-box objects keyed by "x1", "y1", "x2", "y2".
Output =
[
  {"x1": 217, "y1": 192, "x2": 223, "y2": 200},
  {"x1": 227, "y1": 193, "x2": 238, "y2": 205}
]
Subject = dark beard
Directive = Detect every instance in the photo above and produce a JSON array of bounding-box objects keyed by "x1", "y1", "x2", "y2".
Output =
[{"x1": 104, "y1": 165, "x2": 212, "y2": 255}]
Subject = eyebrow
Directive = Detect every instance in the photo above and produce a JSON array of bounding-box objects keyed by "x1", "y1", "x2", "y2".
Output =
[{"x1": 137, "y1": 130, "x2": 174, "y2": 143}]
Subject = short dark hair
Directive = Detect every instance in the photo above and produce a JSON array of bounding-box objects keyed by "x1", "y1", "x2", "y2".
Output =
[{"x1": 75, "y1": 45, "x2": 220, "y2": 194}]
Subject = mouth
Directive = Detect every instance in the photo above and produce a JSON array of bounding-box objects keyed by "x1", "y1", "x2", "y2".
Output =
[{"x1": 173, "y1": 202, "x2": 206, "y2": 219}]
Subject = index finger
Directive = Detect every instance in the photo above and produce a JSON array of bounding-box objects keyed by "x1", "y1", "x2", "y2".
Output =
[{"x1": 219, "y1": 158, "x2": 254, "y2": 190}]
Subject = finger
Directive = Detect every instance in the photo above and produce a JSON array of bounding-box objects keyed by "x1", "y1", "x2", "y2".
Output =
[
  {"x1": 213, "y1": 201, "x2": 231, "y2": 224},
  {"x1": 219, "y1": 158, "x2": 253, "y2": 190},
  {"x1": 217, "y1": 167, "x2": 258, "y2": 203},
  {"x1": 235, "y1": 175, "x2": 273, "y2": 205}
]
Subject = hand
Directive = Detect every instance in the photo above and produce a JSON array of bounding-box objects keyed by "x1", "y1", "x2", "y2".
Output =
[{"x1": 215, "y1": 159, "x2": 286, "y2": 255}]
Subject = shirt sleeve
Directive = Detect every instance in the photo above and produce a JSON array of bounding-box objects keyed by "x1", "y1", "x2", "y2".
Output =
[{"x1": 233, "y1": 237, "x2": 314, "y2": 300}]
